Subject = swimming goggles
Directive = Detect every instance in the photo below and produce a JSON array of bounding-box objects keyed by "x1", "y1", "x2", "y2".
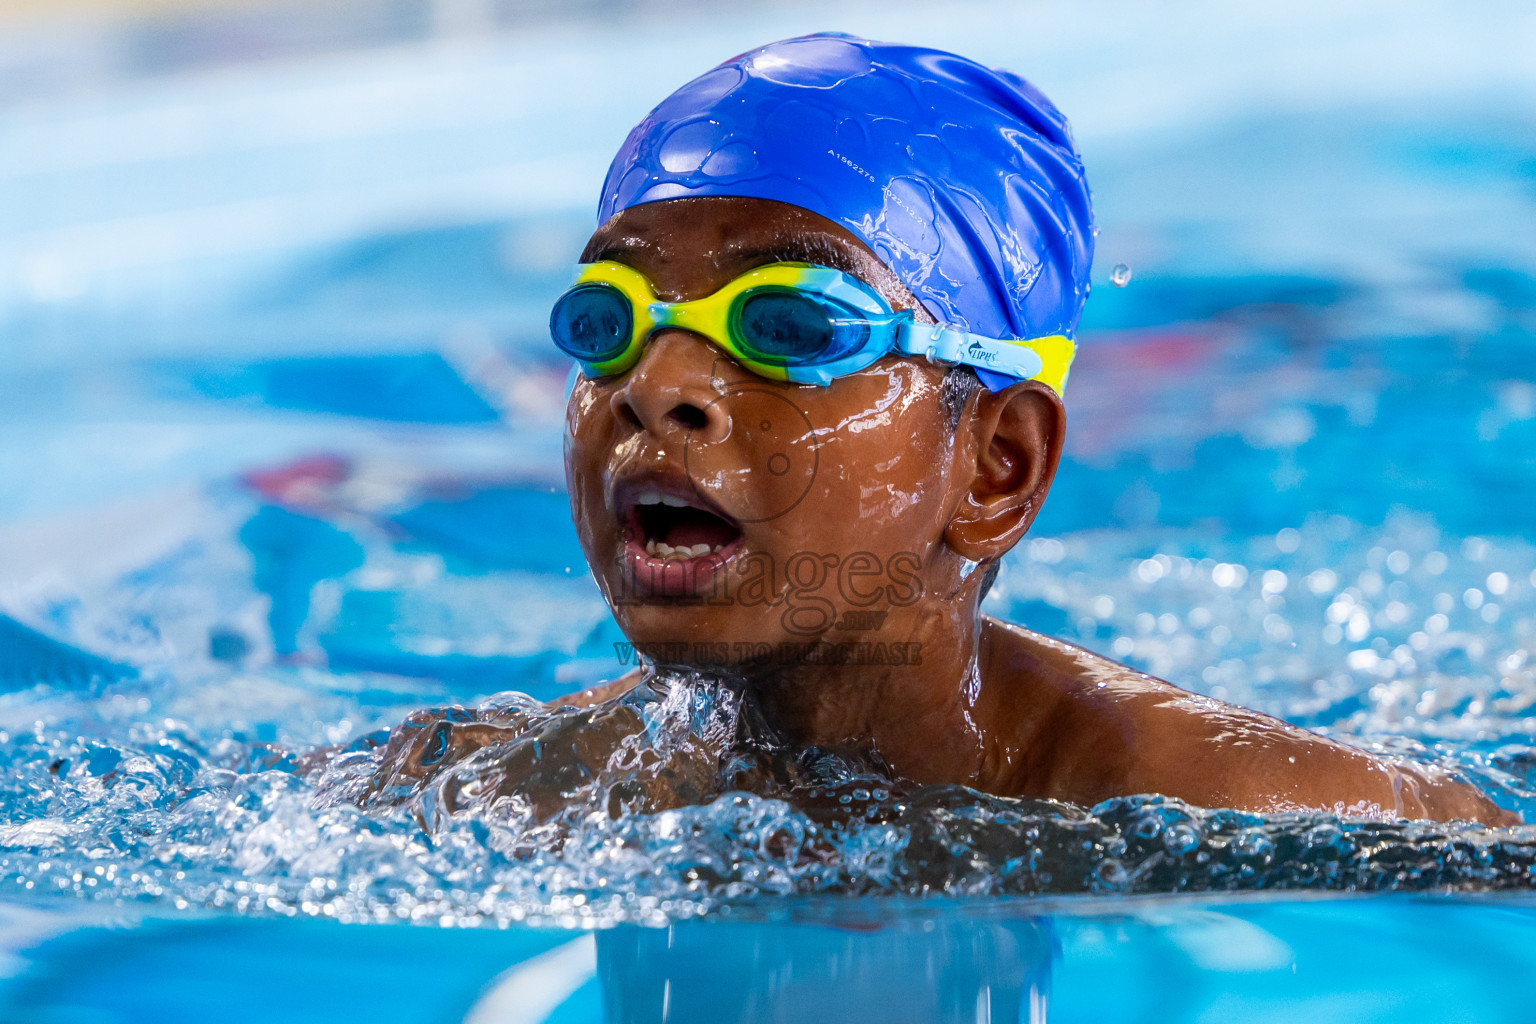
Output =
[{"x1": 549, "y1": 261, "x2": 1074, "y2": 393}]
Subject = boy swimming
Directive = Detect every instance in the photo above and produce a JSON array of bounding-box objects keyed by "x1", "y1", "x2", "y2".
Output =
[{"x1": 375, "y1": 34, "x2": 1513, "y2": 825}]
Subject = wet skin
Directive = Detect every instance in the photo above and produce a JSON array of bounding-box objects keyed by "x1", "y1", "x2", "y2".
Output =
[
  {"x1": 547, "y1": 195, "x2": 1514, "y2": 826},
  {"x1": 376, "y1": 195, "x2": 1513, "y2": 826}
]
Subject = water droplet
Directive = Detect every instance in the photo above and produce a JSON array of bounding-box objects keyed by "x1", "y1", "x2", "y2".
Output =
[{"x1": 1111, "y1": 263, "x2": 1132, "y2": 287}]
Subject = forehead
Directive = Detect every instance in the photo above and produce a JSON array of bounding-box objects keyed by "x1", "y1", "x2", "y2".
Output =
[{"x1": 580, "y1": 195, "x2": 927, "y2": 314}]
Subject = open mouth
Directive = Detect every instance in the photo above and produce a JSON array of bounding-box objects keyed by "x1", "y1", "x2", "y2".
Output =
[{"x1": 625, "y1": 488, "x2": 743, "y2": 561}]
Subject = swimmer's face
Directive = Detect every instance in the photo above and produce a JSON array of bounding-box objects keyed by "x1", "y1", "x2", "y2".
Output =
[{"x1": 563, "y1": 196, "x2": 1061, "y2": 669}]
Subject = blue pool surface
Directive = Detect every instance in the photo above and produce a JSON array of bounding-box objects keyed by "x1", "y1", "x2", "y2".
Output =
[
  {"x1": 3, "y1": 0, "x2": 1536, "y2": 1019},
  {"x1": 4, "y1": 896, "x2": 1536, "y2": 1023}
]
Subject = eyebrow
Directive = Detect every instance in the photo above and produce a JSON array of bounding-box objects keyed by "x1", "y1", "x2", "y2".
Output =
[
  {"x1": 584, "y1": 240, "x2": 644, "y2": 265},
  {"x1": 719, "y1": 238, "x2": 867, "y2": 279}
]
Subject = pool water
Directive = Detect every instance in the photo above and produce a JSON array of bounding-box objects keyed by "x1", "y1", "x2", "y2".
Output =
[
  {"x1": 3, "y1": 1, "x2": 1536, "y2": 1019},
  {"x1": 7, "y1": 896, "x2": 1536, "y2": 1023}
]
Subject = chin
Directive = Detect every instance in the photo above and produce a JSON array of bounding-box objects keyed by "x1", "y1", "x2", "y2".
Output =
[{"x1": 611, "y1": 603, "x2": 790, "y2": 672}]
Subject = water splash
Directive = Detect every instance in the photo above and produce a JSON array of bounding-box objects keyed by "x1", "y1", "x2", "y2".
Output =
[
  {"x1": 1, "y1": 499, "x2": 1534, "y2": 926},
  {"x1": 0, "y1": 645, "x2": 1533, "y2": 930}
]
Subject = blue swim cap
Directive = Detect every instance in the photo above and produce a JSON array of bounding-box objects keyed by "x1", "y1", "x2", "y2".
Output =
[{"x1": 598, "y1": 33, "x2": 1095, "y2": 392}]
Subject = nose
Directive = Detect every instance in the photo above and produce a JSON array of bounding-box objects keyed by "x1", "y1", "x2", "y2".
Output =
[{"x1": 610, "y1": 329, "x2": 731, "y2": 441}]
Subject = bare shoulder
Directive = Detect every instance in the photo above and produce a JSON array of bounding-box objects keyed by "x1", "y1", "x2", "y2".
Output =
[
  {"x1": 981, "y1": 616, "x2": 1516, "y2": 825},
  {"x1": 546, "y1": 668, "x2": 645, "y2": 710}
]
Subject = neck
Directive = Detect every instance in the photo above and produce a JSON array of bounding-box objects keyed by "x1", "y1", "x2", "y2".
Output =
[{"x1": 736, "y1": 582, "x2": 1004, "y2": 788}]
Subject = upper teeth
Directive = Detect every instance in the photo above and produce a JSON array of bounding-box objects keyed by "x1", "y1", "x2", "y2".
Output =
[
  {"x1": 645, "y1": 539, "x2": 721, "y2": 561},
  {"x1": 632, "y1": 486, "x2": 727, "y2": 560},
  {"x1": 636, "y1": 487, "x2": 694, "y2": 508}
]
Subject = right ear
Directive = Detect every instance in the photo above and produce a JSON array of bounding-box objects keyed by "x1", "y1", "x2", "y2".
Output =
[{"x1": 943, "y1": 380, "x2": 1065, "y2": 562}]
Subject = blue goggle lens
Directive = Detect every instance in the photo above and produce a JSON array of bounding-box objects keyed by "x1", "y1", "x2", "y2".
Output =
[
  {"x1": 551, "y1": 284, "x2": 632, "y2": 362},
  {"x1": 732, "y1": 288, "x2": 868, "y2": 366}
]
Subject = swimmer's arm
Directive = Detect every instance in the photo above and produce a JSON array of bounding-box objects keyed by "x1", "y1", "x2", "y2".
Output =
[
  {"x1": 1137, "y1": 697, "x2": 1515, "y2": 824},
  {"x1": 1063, "y1": 681, "x2": 1518, "y2": 826},
  {"x1": 362, "y1": 706, "x2": 525, "y2": 797},
  {"x1": 545, "y1": 668, "x2": 644, "y2": 710},
  {"x1": 367, "y1": 668, "x2": 644, "y2": 791},
  {"x1": 1381, "y1": 758, "x2": 1520, "y2": 826},
  {"x1": 310, "y1": 671, "x2": 643, "y2": 802},
  {"x1": 994, "y1": 624, "x2": 1516, "y2": 826}
]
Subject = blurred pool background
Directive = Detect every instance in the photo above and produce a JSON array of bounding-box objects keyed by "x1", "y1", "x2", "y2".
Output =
[{"x1": 3, "y1": 0, "x2": 1536, "y2": 1020}]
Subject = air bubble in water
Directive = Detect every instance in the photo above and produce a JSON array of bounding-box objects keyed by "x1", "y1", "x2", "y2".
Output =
[{"x1": 1111, "y1": 263, "x2": 1132, "y2": 287}]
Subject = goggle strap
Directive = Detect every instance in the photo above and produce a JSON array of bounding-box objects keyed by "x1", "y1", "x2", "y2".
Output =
[{"x1": 896, "y1": 324, "x2": 1072, "y2": 391}]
